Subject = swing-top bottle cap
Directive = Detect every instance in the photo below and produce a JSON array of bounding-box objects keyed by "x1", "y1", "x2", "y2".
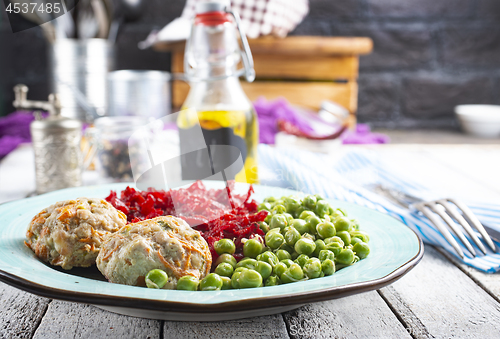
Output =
[{"x1": 195, "y1": 0, "x2": 230, "y2": 14}]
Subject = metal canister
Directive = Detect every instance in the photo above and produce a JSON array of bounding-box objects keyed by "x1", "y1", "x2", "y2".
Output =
[{"x1": 31, "y1": 112, "x2": 83, "y2": 194}]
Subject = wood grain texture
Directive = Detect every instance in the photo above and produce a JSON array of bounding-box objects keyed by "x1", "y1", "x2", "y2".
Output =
[
  {"x1": 173, "y1": 52, "x2": 359, "y2": 80},
  {"x1": 33, "y1": 301, "x2": 160, "y2": 339},
  {"x1": 0, "y1": 282, "x2": 50, "y2": 339},
  {"x1": 282, "y1": 291, "x2": 412, "y2": 339},
  {"x1": 154, "y1": 37, "x2": 373, "y2": 56},
  {"x1": 173, "y1": 80, "x2": 356, "y2": 112},
  {"x1": 379, "y1": 245, "x2": 500, "y2": 339},
  {"x1": 162, "y1": 314, "x2": 289, "y2": 339}
]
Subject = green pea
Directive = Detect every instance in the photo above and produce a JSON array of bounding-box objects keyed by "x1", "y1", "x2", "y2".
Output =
[
  {"x1": 319, "y1": 249, "x2": 335, "y2": 262},
  {"x1": 231, "y1": 270, "x2": 243, "y2": 289},
  {"x1": 274, "y1": 262, "x2": 288, "y2": 277},
  {"x1": 259, "y1": 221, "x2": 270, "y2": 233},
  {"x1": 299, "y1": 210, "x2": 316, "y2": 220},
  {"x1": 306, "y1": 215, "x2": 321, "y2": 228},
  {"x1": 236, "y1": 258, "x2": 257, "y2": 270},
  {"x1": 337, "y1": 231, "x2": 351, "y2": 247},
  {"x1": 314, "y1": 194, "x2": 324, "y2": 201},
  {"x1": 215, "y1": 253, "x2": 237, "y2": 269},
  {"x1": 291, "y1": 219, "x2": 309, "y2": 235},
  {"x1": 312, "y1": 239, "x2": 326, "y2": 257},
  {"x1": 281, "y1": 271, "x2": 298, "y2": 284},
  {"x1": 293, "y1": 206, "x2": 306, "y2": 219},
  {"x1": 303, "y1": 258, "x2": 322, "y2": 279},
  {"x1": 270, "y1": 214, "x2": 288, "y2": 231},
  {"x1": 288, "y1": 263, "x2": 304, "y2": 280},
  {"x1": 330, "y1": 209, "x2": 343, "y2": 219},
  {"x1": 258, "y1": 202, "x2": 272, "y2": 211},
  {"x1": 302, "y1": 233, "x2": 315, "y2": 241},
  {"x1": 325, "y1": 236, "x2": 344, "y2": 247},
  {"x1": 291, "y1": 251, "x2": 300, "y2": 260},
  {"x1": 276, "y1": 249, "x2": 292, "y2": 261},
  {"x1": 200, "y1": 273, "x2": 223, "y2": 291},
  {"x1": 322, "y1": 259, "x2": 335, "y2": 276},
  {"x1": 278, "y1": 244, "x2": 295, "y2": 254},
  {"x1": 294, "y1": 254, "x2": 309, "y2": 268},
  {"x1": 306, "y1": 216, "x2": 321, "y2": 235},
  {"x1": 325, "y1": 242, "x2": 343, "y2": 256},
  {"x1": 176, "y1": 275, "x2": 199, "y2": 291},
  {"x1": 336, "y1": 248, "x2": 355, "y2": 265},
  {"x1": 316, "y1": 221, "x2": 336, "y2": 239},
  {"x1": 243, "y1": 239, "x2": 263, "y2": 258},
  {"x1": 145, "y1": 269, "x2": 168, "y2": 289},
  {"x1": 315, "y1": 200, "x2": 330, "y2": 216},
  {"x1": 234, "y1": 266, "x2": 249, "y2": 274},
  {"x1": 264, "y1": 214, "x2": 272, "y2": 224},
  {"x1": 255, "y1": 261, "x2": 273, "y2": 280},
  {"x1": 215, "y1": 262, "x2": 234, "y2": 277},
  {"x1": 302, "y1": 195, "x2": 317, "y2": 210},
  {"x1": 285, "y1": 226, "x2": 301, "y2": 246},
  {"x1": 265, "y1": 231, "x2": 285, "y2": 249},
  {"x1": 239, "y1": 269, "x2": 263, "y2": 288},
  {"x1": 350, "y1": 230, "x2": 370, "y2": 243},
  {"x1": 350, "y1": 219, "x2": 360, "y2": 231},
  {"x1": 281, "y1": 259, "x2": 294, "y2": 267},
  {"x1": 283, "y1": 213, "x2": 294, "y2": 226},
  {"x1": 265, "y1": 275, "x2": 281, "y2": 286},
  {"x1": 257, "y1": 251, "x2": 279, "y2": 267},
  {"x1": 294, "y1": 238, "x2": 316, "y2": 256},
  {"x1": 272, "y1": 204, "x2": 287, "y2": 215},
  {"x1": 334, "y1": 216, "x2": 352, "y2": 232},
  {"x1": 351, "y1": 237, "x2": 363, "y2": 246},
  {"x1": 264, "y1": 196, "x2": 277, "y2": 203},
  {"x1": 353, "y1": 242, "x2": 370, "y2": 259},
  {"x1": 214, "y1": 238, "x2": 236, "y2": 255},
  {"x1": 221, "y1": 276, "x2": 232, "y2": 290},
  {"x1": 284, "y1": 196, "x2": 301, "y2": 214}
]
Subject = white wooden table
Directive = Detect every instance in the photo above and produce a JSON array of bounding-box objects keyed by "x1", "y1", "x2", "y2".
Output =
[{"x1": 1, "y1": 143, "x2": 500, "y2": 339}]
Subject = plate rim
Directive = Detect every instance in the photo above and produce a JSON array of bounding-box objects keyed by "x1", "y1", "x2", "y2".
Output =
[{"x1": 0, "y1": 183, "x2": 424, "y2": 314}]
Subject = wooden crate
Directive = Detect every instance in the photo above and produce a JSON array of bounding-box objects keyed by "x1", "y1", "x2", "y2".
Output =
[{"x1": 154, "y1": 36, "x2": 372, "y2": 127}]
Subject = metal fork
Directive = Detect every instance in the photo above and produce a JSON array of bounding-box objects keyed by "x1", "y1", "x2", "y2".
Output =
[{"x1": 373, "y1": 185, "x2": 498, "y2": 259}]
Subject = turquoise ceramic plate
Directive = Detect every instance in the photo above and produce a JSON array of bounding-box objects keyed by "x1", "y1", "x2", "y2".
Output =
[{"x1": 0, "y1": 182, "x2": 423, "y2": 321}]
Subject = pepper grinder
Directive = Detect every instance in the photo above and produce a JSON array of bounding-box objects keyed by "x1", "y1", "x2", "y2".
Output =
[{"x1": 13, "y1": 84, "x2": 83, "y2": 194}]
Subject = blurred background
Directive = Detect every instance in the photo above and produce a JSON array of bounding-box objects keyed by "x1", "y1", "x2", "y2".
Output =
[{"x1": 2, "y1": 0, "x2": 500, "y2": 130}]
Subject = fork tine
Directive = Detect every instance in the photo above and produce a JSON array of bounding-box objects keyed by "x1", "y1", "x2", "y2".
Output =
[
  {"x1": 427, "y1": 203, "x2": 476, "y2": 257},
  {"x1": 437, "y1": 199, "x2": 487, "y2": 255},
  {"x1": 448, "y1": 199, "x2": 497, "y2": 252},
  {"x1": 415, "y1": 204, "x2": 465, "y2": 259}
]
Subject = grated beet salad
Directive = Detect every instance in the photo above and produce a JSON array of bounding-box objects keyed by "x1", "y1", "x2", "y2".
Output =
[{"x1": 105, "y1": 181, "x2": 268, "y2": 261}]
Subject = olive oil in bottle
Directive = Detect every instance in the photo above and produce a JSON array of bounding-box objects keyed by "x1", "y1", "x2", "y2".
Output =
[{"x1": 178, "y1": 2, "x2": 259, "y2": 183}]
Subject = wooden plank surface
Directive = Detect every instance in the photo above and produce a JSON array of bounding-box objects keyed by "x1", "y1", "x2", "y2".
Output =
[
  {"x1": 33, "y1": 301, "x2": 161, "y2": 339},
  {"x1": 172, "y1": 80, "x2": 356, "y2": 112},
  {"x1": 0, "y1": 282, "x2": 50, "y2": 339},
  {"x1": 154, "y1": 36, "x2": 373, "y2": 56},
  {"x1": 162, "y1": 314, "x2": 289, "y2": 339},
  {"x1": 379, "y1": 245, "x2": 500, "y2": 339},
  {"x1": 282, "y1": 292, "x2": 412, "y2": 339},
  {"x1": 174, "y1": 53, "x2": 359, "y2": 80}
]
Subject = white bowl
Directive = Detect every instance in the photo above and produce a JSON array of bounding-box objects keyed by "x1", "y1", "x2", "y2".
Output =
[{"x1": 455, "y1": 105, "x2": 500, "y2": 138}]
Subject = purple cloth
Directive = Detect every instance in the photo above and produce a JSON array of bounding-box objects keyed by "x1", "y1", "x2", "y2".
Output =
[
  {"x1": 253, "y1": 97, "x2": 314, "y2": 144},
  {"x1": 0, "y1": 111, "x2": 35, "y2": 159},
  {"x1": 342, "y1": 124, "x2": 390, "y2": 144}
]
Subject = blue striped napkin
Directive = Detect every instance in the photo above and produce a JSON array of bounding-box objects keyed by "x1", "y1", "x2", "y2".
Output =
[{"x1": 258, "y1": 144, "x2": 500, "y2": 273}]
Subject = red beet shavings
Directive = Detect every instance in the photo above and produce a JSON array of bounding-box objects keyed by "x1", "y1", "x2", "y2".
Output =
[{"x1": 105, "y1": 181, "x2": 268, "y2": 261}]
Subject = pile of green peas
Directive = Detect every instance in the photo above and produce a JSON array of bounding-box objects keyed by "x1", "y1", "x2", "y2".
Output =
[{"x1": 145, "y1": 194, "x2": 370, "y2": 291}]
